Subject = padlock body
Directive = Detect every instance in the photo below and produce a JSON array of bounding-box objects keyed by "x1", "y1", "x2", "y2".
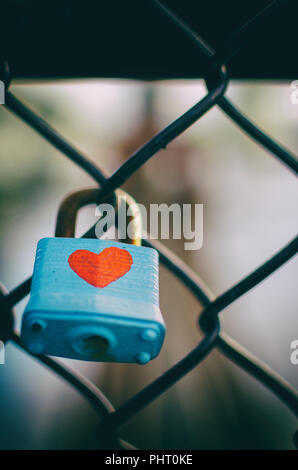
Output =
[{"x1": 21, "y1": 238, "x2": 165, "y2": 363}]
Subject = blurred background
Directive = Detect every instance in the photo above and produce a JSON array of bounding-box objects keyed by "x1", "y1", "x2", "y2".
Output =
[{"x1": 0, "y1": 78, "x2": 297, "y2": 449}]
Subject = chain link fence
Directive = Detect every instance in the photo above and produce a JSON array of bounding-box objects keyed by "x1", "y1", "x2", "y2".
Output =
[{"x1": 0, "y1": 0, "x2": 297, "y2": 450}]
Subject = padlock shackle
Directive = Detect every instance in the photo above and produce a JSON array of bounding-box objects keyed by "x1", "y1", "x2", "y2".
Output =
[
  {"x1": 118, "y1": 191, "x2": 142, "y2": 246},
  {"x1": 55, "y1": 189, "x2": 100, "y2": 238},
  {"x1": 55, "y1": 188, "x2": 142, "y2": 245}
]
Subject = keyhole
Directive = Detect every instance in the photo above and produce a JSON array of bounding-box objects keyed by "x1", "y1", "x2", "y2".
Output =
[{"x1": 80, "y1": 335, "x2": 109, "y2": 356}]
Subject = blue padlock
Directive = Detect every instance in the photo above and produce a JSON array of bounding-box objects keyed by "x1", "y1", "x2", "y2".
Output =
[{"x1": 21, "y1": 190, "x2": 165, "y2": 363}]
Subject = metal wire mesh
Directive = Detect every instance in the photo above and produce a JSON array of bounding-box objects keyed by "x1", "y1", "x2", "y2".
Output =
[{"x1": 0, "y1": 0, "x2": 297, "y2": 450}]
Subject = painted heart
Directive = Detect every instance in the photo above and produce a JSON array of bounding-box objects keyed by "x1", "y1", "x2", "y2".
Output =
[{"x1": 68, "y1": 246, "x2": 133, "y2": 288}]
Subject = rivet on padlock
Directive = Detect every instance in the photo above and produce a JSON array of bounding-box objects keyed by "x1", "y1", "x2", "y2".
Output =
[{"x1": 21, "y1": 189, "x2": 165, "y2": 363}]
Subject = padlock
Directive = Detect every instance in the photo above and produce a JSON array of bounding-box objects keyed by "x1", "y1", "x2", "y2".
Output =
[{"x1": 21, "y1": 189, "x2": 165, "y2": 363}]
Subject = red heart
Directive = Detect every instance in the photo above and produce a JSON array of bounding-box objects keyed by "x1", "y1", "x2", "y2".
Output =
[{"x1": 68, "y1": 246, "x2": 133, "y2": 288}]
